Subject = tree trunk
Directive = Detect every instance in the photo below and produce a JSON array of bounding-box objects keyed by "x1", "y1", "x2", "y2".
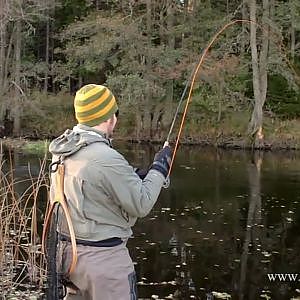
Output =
[
  {"x1": 44, "y1": 11, "x2": 50, "y2": 93},
  {"x1": 78, "y1": 71, "x2": 83, "y2": 89},
  {"x1": 217, "y1": 79, "x2": 224, "y2": 123},
  {"x1": 248, "y1": 0, "x2": 262, "y2": 134},
  {"x1": 135, "y1": 113, "x2": 142, "y2": 141},
  {"x1": 4, "y1": 26, "x2": 15, "y2": 92},
  {"x1": 0, "y1": 0, "x2": 6, "y2": 91},
  {"x1": 241, "y1": 0, "x2": 248, "y2": 56},
  {"x1": 165, "y1": 0, "x2": 175, "y2": 133},
  {"x1": 248, "y1": 0, "x2": 269, "y2": 147},
  {"x1": 259, "y1": 0, "x2": 270, "y2": 107},
  {"x1": 145, "y1": 0, "x2": 152, "y2": 138},
  {"x1": 290, "y1": 0, "x2": 295, "y2": 61},
  {"x1": 13, "y1": 19, "x2": 22, "y2": 136},
  {"x1": 95, "y1": 0, "x2": 100, "y2": 10},
  {"x1": 187, "y1": 0, "x2": 195, "y2": 13}
]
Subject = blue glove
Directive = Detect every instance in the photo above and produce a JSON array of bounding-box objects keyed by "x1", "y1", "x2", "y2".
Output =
[{"x1": 151, "y1": 146, "x2": 172, "y2": 178}]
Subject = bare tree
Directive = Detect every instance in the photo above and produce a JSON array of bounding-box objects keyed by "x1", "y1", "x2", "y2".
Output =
[{"x1": 248, "y1": 0, "x2": 270, "y2": 147}]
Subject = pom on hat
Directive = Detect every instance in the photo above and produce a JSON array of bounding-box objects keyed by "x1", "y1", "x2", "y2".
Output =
[{"x1": 74, "y1": 84, "x2": 118, "y2": 127}]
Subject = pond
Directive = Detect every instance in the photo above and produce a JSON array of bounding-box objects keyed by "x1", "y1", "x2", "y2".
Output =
[{"x1": 2, "y1": 142, "x2": 300, "y2": 300}]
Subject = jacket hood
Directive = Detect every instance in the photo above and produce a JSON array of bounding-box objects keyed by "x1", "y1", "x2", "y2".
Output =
[{"x1": 49, "y1": 124, "x2": 110, "y2": 159}]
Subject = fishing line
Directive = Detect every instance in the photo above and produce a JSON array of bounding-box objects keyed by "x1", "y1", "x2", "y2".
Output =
[
  {"x1": 165, "y1": 18, "x2": 298, "y2": 178},
  {"x1": 166, "y1": 63, "x2": 198, "y2": 142}
]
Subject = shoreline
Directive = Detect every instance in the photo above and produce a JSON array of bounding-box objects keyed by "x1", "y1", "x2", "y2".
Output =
[
  {"x1": 1, "y1": 134, "x2": 299, "y2": 152},
  {"x1": 117, "y1": 135, "x2": 300, "y2": 151}
]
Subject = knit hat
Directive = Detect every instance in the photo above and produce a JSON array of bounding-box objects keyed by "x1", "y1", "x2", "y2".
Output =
[{"x1": 74, "y1": 84, "x2": 118, "y2": 127}]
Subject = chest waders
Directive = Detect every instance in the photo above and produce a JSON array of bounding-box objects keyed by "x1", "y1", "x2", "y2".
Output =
[{"x1": 42, "y1": 159, "x2": 78, "y2": 300}]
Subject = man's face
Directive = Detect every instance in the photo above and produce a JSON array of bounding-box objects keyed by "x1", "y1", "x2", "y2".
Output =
[{"x1": 107, "y1": 114, "x2": 117, "y2": 137}]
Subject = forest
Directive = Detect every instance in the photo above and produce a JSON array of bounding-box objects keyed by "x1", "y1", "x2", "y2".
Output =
[{"x1": 0, "y1": 0, "x2": 300, "y2": 148}]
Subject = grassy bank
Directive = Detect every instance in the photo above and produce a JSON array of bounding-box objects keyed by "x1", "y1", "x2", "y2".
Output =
[
  {"x1": 175, "y1": 112, "x2": 300, "y2": 150},
  {"x1": 4, "y1": 101, "x2": 300, "y2": 151},
  {"x1": 114, "y1": 112, "x2": 300, "y2": 150}
]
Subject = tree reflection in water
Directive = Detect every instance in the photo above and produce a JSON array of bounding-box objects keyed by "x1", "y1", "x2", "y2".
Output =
[{"x1": 240, "y1": 152, "x2": 263, "y2": 300}]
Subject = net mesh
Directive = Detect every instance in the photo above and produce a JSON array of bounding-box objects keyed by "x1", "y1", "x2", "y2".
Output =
[{"x1": 45, "y1": 204, "x2": 66, "y2": 300}]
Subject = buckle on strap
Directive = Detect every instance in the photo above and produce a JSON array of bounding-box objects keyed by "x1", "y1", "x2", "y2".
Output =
[{"x1": 49, "y1": 160, "x2": 61, "y2": 173}]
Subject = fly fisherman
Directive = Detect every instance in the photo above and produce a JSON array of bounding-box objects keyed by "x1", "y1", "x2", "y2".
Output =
[{"x1": 48, "y1": 84, "x2": 172, "y2": 300}]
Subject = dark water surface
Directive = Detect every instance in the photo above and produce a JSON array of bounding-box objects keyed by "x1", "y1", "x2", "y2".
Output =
[{"x1": 11, "y1": 143, "x2": 300, "y2": 299}]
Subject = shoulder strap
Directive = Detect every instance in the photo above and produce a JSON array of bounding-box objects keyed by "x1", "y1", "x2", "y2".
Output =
[{"x1": 42, "y1": 160, "x2": 78, "y2": 275}]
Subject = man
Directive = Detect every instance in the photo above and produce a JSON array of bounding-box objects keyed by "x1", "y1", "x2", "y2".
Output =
[{"x1": 48, "y1": 84, "x2": 172, "y2": 300}]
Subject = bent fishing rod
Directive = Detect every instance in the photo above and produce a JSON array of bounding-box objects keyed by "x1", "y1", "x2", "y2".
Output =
[{"x1": 164, "y1": 18, "x2": 294, "y2": 179}]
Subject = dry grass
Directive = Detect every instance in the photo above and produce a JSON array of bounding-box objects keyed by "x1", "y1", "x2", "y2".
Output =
[{"x1": 0, "y1": 143, "x2": 48, "y2": 299}]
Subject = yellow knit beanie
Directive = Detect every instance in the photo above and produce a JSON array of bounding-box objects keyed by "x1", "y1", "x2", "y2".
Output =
[{"x1": 74, "y1": 84, "x2": 118, "y2": 127}]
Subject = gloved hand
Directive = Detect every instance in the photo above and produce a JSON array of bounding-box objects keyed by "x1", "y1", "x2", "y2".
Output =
[
  {"x1": 150, "y1": 146, "x2": 172, "y2": 178},
  {"x1": 134, "y1": 168, "x2": 148, "y2": 180}
]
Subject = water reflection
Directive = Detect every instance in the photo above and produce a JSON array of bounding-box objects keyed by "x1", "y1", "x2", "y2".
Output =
[
  {"x1": 239, "y1": 152, "x2": 263, "y2": 300},
  {"x1": 1, "y1": 144, "x2": 300, "y2": 299},
  {"x1": 120, "y1": 145, "x2": 300, "y2": 300}
]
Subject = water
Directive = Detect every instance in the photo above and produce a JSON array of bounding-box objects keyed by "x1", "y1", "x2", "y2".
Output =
[{"x1": 5, "y1": 144, "x2": 300, "y2": 299}]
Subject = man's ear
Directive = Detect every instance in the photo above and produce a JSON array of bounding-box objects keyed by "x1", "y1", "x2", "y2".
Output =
[{"x1": 108, "y1": 115, "x2": 115, "y2": 124}]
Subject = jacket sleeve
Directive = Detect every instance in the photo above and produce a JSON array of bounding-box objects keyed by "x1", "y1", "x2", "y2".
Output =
[{"x1": 99, "y1": 150, "x2": 165, "y2": 218}]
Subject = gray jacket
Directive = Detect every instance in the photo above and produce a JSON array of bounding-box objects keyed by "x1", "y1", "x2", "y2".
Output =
[{"x1": 49, "y1": 124, "x2": 165, "y2": 241}]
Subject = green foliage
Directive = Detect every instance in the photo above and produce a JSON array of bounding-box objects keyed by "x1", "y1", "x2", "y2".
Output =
[
  {"x1": 1, "y1": 0, "x2": 300, "y2": 141},
  {"x1": 23, "y1": 140, "x2": 50, "y2": 155},
  {"x1": 245, "y1": 70, "x2": 300, "y2": 119},
  {"x1": 21, "y1": 91, "x2": 75, "y2": 137},
  {"x1": 107, "y1": 74, "x2": 150, "y2": 107},
  {"x1": 266, "y1": 74, "x2": 300, "y2": 118},
  {"x1": 54, "y1": 0, "x2": 91, "y2": 28}
]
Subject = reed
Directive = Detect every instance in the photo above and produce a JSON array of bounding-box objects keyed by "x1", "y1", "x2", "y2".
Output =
[{"x1": 0, "y1": 143, "x2": 48, "y2": 299}]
